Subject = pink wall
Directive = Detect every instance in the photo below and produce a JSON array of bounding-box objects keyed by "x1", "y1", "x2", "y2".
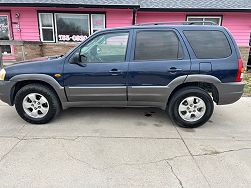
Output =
[
  {"x1": 106, "y1": 9, "x2": 133, "y2": 28},
  {"x1": 136, "y1": 12, "x2": 186, "y2": 23},
  {"x1": 222, "y1": 13, "x2": 251, "y2": 46},
  {"x1": 10, "y1": 8, "x2": 40, "y2": 41},
  {"x1": 136, "y1": 11, "x2": 251, "y2": 46},
  {"x1": 0, "y1": 7, "x2": 133, "y2": 43}
]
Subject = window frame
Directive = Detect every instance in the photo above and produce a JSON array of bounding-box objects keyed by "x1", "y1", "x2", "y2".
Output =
[
  {"x1": 91, "y1": 14, "x2": 106, "y2": 34},
  {"x1": 38, "y1": 13, "x2": 55, "y2": 43},
  {"x1": 54, "y1": 13, "x2": 90, "y2": 43},
  {"x1": 68, "y1": 30, "x2": 131, "y2": 64},
  {"x1": 186, "y1": 16, "x2": 222, "y2": 25},
  {"x1": 132, "y1": 29, "x2": 184, "y2": 62},
  {"x1": 79, "y1": 31, "x2": 130, "y2": 63},
  {"x1": 38, "y1": 12, "x2": 106, "y2": 43}
]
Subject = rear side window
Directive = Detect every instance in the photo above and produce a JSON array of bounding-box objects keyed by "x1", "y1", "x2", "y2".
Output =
[
  {"x1": 134, "y1": 31, "x2": 183, "y2": 61},
  {"x1": 184, "y1": 30, "x2": 231, "y2": 59}
]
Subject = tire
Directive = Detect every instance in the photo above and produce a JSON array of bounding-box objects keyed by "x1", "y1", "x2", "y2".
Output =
[
  {"x1": 14, "y1": 83, "x2": 61, "y2": 124},
  {"x1": 168, "y1": 86, "x2": 214, "y2": 128}
]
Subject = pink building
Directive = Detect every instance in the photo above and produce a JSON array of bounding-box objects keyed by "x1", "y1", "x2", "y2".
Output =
[{"x1": 0, "y1": 0, "x2": 251, "y2": 63}]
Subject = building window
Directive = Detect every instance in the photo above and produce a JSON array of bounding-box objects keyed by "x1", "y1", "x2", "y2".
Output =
[
  {"x1": 91, "y1": 14, "x2": 105, "y2": 34},
  {"x1": 1, "y1": 45, "x2": 11, "y2": 54},
  {"x1": 39, "y1": 13, "x2": 55, "y2": 42},
  {"x1": 55, "y1": 13, "x2": 90, "y2": 42},
  {"x1": 38, "y1": 13, "x2": 105, "y2": 43},
  {"x1": 0, "y1": 15, "x2": 12, "y2": 54},
  {"x1": 186, "y1": 16, "x2": 222, "y2": 25}
]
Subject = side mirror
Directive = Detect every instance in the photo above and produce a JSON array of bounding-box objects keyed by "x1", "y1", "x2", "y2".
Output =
[{"x1": 70, "y1": 52, "x2": 80, "y2": 64}]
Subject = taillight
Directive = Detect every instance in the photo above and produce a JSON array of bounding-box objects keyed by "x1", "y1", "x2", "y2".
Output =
[{"x1": 236, "y1": 58, "x2": 244, "y2": 82}]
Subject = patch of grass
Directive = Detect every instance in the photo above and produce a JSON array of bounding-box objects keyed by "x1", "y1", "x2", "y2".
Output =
[{"x1": 243, "y1": 72, "x2": 251, "y2": 96}]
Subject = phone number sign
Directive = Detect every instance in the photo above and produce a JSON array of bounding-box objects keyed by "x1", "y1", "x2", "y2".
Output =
[{"x1": 58, "y1": 35, "x2": 88, "y2": 42}]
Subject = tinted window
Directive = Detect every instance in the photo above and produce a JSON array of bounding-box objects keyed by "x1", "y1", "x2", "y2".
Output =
[
  {"x1": 184, "y1": 30, "x2": 231, "y2": 59},
  {"x1": 134, "y1": 31, "x2": 183, "y2": 61}
]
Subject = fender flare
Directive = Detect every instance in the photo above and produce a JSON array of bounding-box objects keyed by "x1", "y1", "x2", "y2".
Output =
[
  {"x1": 10, "y1": 74, "x2": 67, "y2": 104},
  {"x1": 184, "y1": 74, "x2": 221, "y2": 84}
]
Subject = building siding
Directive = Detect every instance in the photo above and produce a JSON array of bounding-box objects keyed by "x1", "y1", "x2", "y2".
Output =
[
  {"x1": 0, "y1": 7, "x2": 133, "y2": 42},
  {"x1": 10, "y1": 8, "x2": 40, "y2": 41},
  {"x1": 136, "y1": 11, "x2": 251, "y2": 46},
  {"x1": 106, "y1": 9, "x2": 133, "y2": 28},
  {"x1": 222, "y1": 13, "x2": 251, "y2": 46}
]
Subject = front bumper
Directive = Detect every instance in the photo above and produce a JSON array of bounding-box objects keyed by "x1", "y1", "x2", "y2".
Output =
[
  {"x1": 0, "y1": 81, "x2": 15, "y2": 106},
  {"x1": 215, "y1": 82, "x2": 245, "y2": 105}
]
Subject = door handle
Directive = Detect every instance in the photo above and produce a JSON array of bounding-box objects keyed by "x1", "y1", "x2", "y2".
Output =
[
  {"x1": 109, "y1": 69, "x2": 122, "y2": 75},
  {"x1": 168, "y1": 67, "x2": 183, "y2": 74}
]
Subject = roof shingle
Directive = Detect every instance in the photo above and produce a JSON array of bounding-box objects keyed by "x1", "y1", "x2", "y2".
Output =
[
  {"x1": 0, "y1": 0, "x2": 139, "y2": 8},
  {"x1": 139, "y1": 0, "x2": 251, "y2": 10},
  {"x1": 0, "y1": 0, "x2": 251, "y2": 10}
]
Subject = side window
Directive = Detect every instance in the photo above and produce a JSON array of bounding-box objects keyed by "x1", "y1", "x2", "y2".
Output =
[
  {"x1": 184, "y1": 30, "x2": 231, "y2": 59},
  {"x1": 134, "y1": 30, "x2": 183, "y2": 61},
  {"x1": 80, "y1": 32, "x2": 129, "y2": 63}
]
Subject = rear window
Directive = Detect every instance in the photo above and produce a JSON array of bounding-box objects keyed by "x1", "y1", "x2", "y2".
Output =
[
  {"x1": 184, "y1": 30, "x2": 231, "y2": 59},
  {"x1": 134, "y1": 31, "x2": 183, "y2": 61}
]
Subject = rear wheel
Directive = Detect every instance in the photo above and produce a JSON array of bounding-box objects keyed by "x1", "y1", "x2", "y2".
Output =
[
  {"x1": 14, "y1": 84, "x2": 61, "y2": 124},
  {"x1": 168, "y1": 86, "x2": 214, "y2": 128}
]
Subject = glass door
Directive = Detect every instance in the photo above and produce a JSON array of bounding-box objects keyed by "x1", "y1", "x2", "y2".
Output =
[{"x1": 0, "y1": 14, "x2": 12, "y2": 55}]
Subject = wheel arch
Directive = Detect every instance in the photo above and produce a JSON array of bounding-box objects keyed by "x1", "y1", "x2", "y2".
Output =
[
  {"x1": 10, "y1": 74, "x2": 67, "y2": 106},
  {"x1": 167, "y1": 74, "x2": 221, "y2": 107}
]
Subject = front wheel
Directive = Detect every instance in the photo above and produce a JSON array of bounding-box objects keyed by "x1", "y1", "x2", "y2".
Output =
[
  {"x1": 14, "y1": 84, "x2": 61, "y2": 124},
  {"x1": 168, "y1": 86, "x2": 214, "y2": 128}
]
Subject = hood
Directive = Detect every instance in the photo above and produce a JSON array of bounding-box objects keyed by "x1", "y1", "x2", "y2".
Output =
[
  {"x1": 17, "y1": 55, "x2": 62, "y2": 64},
  {"x1": 4, "y1": 56, "x2": 65, "y2": 81}
]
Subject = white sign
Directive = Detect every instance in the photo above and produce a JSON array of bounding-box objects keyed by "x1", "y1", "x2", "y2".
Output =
[{"x1": 58, "y1": 35, "x2": 88, "y2": 42}]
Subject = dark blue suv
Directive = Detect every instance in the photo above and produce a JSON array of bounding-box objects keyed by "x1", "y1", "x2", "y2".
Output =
[{"x1": 0, "y1": 23, "x2": 245, "y2": 128}]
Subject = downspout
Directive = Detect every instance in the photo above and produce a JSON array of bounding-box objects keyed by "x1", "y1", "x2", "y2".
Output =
[{"x1": 132, "y1": 8, "x2": 138, "y2": 25}]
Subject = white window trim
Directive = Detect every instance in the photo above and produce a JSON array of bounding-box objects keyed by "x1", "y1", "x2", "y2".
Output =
[
  {"x1": 54, "y1": 13, "x2": 90, "y2": 43},
  {"x1": 91, "y1": 14, "x2": 106, "y2": 34},
  {"x1": 38, "y1": 13, "x2": 55, "y2": 42},
  {"x1": 186, "y1": 16, "x2": 222, "y2": 25},
  {"x1": 0, "y1": 15, "x2": 12, "y2": 54}
]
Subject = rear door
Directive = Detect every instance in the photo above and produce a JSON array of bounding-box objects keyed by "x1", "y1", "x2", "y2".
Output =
[{"x1": 127, "y1": 28, "x2": 191, "y2": 107}]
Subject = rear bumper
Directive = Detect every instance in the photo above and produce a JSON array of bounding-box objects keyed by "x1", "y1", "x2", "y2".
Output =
[
  {"x1": 215, "y1": 82, "x2": 245, "y2": 105},
  {"x1": 0, "y1": 81, "x2": 15, "y2": 106}
]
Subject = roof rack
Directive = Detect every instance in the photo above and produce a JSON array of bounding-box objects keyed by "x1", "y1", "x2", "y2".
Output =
[{"x1": 136, "y1": 21, "x2": 218, "y2": 26}]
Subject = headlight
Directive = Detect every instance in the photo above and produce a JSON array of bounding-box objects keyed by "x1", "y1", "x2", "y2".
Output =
[{"x1": 0, "y1": 69, "x2": 6, "y2": 81}]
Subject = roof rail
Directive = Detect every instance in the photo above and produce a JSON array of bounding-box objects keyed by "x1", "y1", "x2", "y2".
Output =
[{"x1": 136, "y1": 21, "x2": 218, "y2": 26}]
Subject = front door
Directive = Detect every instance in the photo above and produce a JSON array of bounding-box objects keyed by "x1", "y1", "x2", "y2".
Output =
[
  {"x1": 127, "y1": 29, "x2": 191, "y2": 107},
  {"x1": 0, "y1": 13, "x2": 12, "y2": 55},
  {"x1": 64, "y1": 30, "x2": 131, "y2": 106}
]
